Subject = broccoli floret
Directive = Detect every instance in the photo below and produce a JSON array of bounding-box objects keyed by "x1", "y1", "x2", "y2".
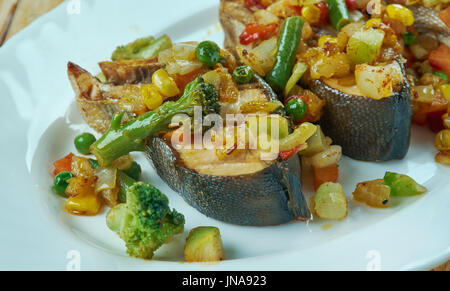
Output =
[
  {"x1": 90, "y1": 77, "x2": 220, "y2": 166},
  {"x1": 106, "y1": 182, "x2": 185, "y2": 259},
  {"x1": 111, "y1": 35, "x2": 172, "y2": 61}
]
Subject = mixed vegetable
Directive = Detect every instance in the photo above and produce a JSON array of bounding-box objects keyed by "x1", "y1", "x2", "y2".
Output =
[
  {"x1": 238, "y1": 0, "x2": 450, "y2": 164},
  {"x1": 54, "y1": 0, "x2": 449, "y2": 258}
]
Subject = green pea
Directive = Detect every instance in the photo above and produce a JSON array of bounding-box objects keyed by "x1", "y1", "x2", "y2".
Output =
[
  {"x1": 54, "y1": 172, "x2": 75, "y2": 197},
  {"x1": 74, "y1": 133, "x2": 97, "y2": 155},
  {"x1": 285, "y1": 98, "x2": 307, "y2": 121},
  {"x1": 232, "y1": 66, "x2": 255, "y2": 84},
  {"x1": 196, "y1": 41, "x2": 221, "y2": 67},
  {"x1": 123, "y1": 161, "x2": 142, "y2": 180},
  {"x1": 401, "y1": 31, "x2": 416, "y2": 46}
]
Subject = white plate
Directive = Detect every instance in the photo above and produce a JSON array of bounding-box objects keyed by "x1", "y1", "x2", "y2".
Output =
[{"x1": 0, "y1": 0, "x2": 448, "y2": 271}]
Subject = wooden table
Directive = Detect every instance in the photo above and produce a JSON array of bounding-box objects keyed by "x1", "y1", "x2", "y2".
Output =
[{"x1": 0, "y1": 0, "x2": 448, "y2": 271}]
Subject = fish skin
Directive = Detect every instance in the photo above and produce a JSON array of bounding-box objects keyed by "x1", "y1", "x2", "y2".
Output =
[
  {"x1": 99, "y1": 58, "x2": 164, "y2": 85},
  {"x1": 146, "y1": 137, "x2": 310, "y2": 226},
  {"x1": 309, "y1": 77, "x2": 412, "y2": 161},
  {"x1": 409, "y1": 5, "x2": 449, "y2": 36}
]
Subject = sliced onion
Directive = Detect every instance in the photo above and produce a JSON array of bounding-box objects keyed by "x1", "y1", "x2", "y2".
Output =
[
  {"x1": 95, "y1": 167, "x2": 117, "y2": 193},
  {"x1": 309, "y1": 145, "x2": 342, "y2": 168},
  {"x1": 237, "y1": 38, "x2": 277, "y2": 77},
  {"x1": 110, "y1": 154, "x2": 133, "y2": 171},
  {"x1": 279, "y1": 123, "x2": 317, "y2": 152},
  {"x1": 166, "y1": 60, "x2": 203, "y2": 75}
]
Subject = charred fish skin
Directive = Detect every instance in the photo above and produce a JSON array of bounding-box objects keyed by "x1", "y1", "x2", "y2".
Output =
[
  {"x1": 146, "y1": 137, "x2": 310, "y2": 226},
  {"x1": 99, "y1": 58, "x2": 164, "y2": 85},
  {"x1": 409, "y1": 5, "x2": 450, "y2": 36},
  {"x1": 310, "y1": 79, "x2": 412, "y2": 161}
]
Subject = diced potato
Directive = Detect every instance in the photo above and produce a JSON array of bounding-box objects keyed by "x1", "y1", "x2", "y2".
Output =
[
  {"x1": 355, "y1": 62, "x2": 403, "y2": 99},
  {"x1": 309, "y1": 52, "x2": 351, "y2": 79},
  {"x1": 65, "y1": 176, "x2": 96, "y2": 197},
  {"x1": 184, "y1": 227, "x2": 225, "y2": 262},
  {"x1": 353, "y1": 179, "x2": 391, "y2": 208},
  {"x1": 71, "y1": 156, "x2": 95, "y2": 177},
  {"x1": 314, "y1": 182, "x2": 348, "y2": 220}
]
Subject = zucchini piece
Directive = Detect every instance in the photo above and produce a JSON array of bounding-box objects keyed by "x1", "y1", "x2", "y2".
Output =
[
  {"x1": 347, "y1": 29, "x2": 385, "y2": 64},
  {"x1": 314, "y1": 182, "x2": 348, "y2": 220},
  {"x1": 326, "y1": 0, "x2": 351, "y2": 31},
  {"x1": 184, "y1": 227, "x2": 225, "y2": 262},
  {"x1": 299, "y1": 125, "x2": 328, "y2": 157},
  {"x1": 384, "y1": 172, "x2": 427, "y2": 196}
]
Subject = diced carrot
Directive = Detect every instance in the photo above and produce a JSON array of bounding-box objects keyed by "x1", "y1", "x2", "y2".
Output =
[
  {"x1": 313, "y1": 164, "x2": 339, "y2": 191},
  {"x1": 429, "y1": 45, "x2": 450, "y2": 77},
  {"x1": 53, "y1": 153, "x2": 74, "y2": 176},
  {"x1": 439, "y1": 6, "x2": 450, "y2": 28},
  {"x1": 174, "y1": 68, "x2": 205, "y2": 94}
]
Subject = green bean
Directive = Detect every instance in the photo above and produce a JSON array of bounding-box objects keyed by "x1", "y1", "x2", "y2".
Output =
[{"x1": 265, "y1": 16, "x2": 304, "y2": 94}]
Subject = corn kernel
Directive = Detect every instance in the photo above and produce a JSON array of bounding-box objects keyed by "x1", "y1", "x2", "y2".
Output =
[
  {"x1": 386, "y1": 4, "x2": 414, "y2": 26},
  {"x1": 141, "y1": 84, "x2": 164, "y2": 110},
  {"x1": 318, "y1": 35, "x2": 338, "y2": 48},
  {"x1": 435, "y1": 129, "x2": 450, "y2": 151},
  {"x1": 152, "y1": 69, "x2": 180, "y2": 97},
  {"x1": 443, "y1": 114, "x2": 450, "y2": 129},
  {"x1": 301, "y1": 5, "x2": 321, "y2": 24},
  {"x1": 365, "y1": 18, "x2": 382, "y2": 28},
  {"x1": 440, "y1": 84, "x2": 450, "y2": 101},
  {"x1": 65, "y1": 192, "x2": 102, "y2": 216},
  {"x1": 435, "y1": 151, "x2": 450, "y2": 164}
]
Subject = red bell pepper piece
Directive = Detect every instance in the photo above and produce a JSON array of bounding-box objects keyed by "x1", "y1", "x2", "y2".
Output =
[
  {"x1": 244, "y1": 0, "x2": 265, "y2": 9},
  {"x1": 345, "y1": 0, "x2": 357, "y2": 10},
  {"x1": 315, "y1": 2, "x2": 329, "y2": 26},
  {"x1": 429, "y1": 45, "x2": 450, "y2": 77},
  {"x1": 427, "y1": 109, "x2": 447, "y2": 133},
  {"x1": 279, "y1": 144, "x2": 303, "y2": 160},
  {"x1": 53, "y1": 153, "x2": 74, "y2": 176},
  {"x1": 239, "y1": 23, "x2": 278, "y2": 45}
]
